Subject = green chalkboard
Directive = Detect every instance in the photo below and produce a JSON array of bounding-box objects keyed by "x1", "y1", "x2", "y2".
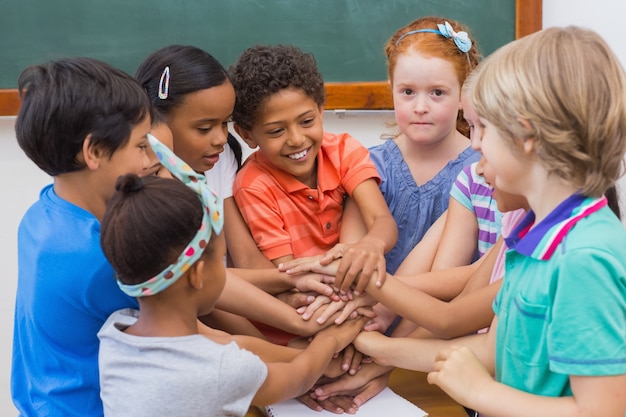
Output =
[{"x1": 0, "y1": 0, "x2": 515, "y2": 89}]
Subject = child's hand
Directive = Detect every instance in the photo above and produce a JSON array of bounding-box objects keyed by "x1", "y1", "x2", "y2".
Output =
[
  {"x1": 313, "y1": 344, "x2": 369, "y2": 384},
  {"x1": 280, "y1": 255, "x2": 339, "y2": 276},
  {"x1": 276, "y1": 290, "x2": 316, "y2": 309},
  {"x1": 339, "y1": 344, "x2": 371, "y2": 376},
  {"x1": 308, "y1": 293, "x2": 377, "y2": 325},
  {"x1": 317, "y1": 243, "x2": 346, "y2": 265},
  {"x1": 310, "y1": 362, "x2": 391, "y2": 408},
  {"x1": 298, "y1": 392, "x2": 358, "y2": 414},
  {"x1": 332, "y1": 294, "x2": 377, "y2": 325},
  {"x1": 353, "y1": 330, "x2": 389, "y2": 364},
  {"x1": 297, "y1": 392, "x2": 325, "y2": 413},
  {"x1": 322, "y1": 238, "x2": 386, "y2": 296},
  {"x1": 316, "y1": 316, "x2": 368, "y2": 354},
  {"x1": 281, "y1": 257, "x2": 351, "y2": 302},
  {"x1": 322, "y1": 356, "x2": 349, "y2": 380},
  {"x1": 278, "y1": 254, "x2": 324, "y2": 272},
  {"x1": 297, "y1": 294, "x2": 334, "y2": 321},
  {"x1": 362, "y1": 303, "x2": 398, "y2": 333},
  {"x1": 427, "y1": 345, "x2": 492, "y2": 407},
  {"x1": 291, "y1": 271, "x2": 338, "y2": 301}
]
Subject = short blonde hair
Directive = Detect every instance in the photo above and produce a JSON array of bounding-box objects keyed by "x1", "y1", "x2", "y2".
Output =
[{"x1": 472, "y1": 26, "x2": 626, "y2": 196}]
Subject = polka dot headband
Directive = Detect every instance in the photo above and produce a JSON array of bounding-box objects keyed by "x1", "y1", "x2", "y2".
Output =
[{"x1": 117, "y1": 134, "x2": 224, "y2": 297}]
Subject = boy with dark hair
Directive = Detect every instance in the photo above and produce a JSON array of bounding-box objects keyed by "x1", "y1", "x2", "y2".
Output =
[{"x1": 12, "y1": 57, "x2": 152, "y2": 417}]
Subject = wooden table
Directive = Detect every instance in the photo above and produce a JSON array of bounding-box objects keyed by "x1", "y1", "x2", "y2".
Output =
[
  {"x1": 246, "y1": 368, "x2": 467, "y2": 417},
  {"x1": 388, "y1": 368, "x2": 467, "y2": 417}
]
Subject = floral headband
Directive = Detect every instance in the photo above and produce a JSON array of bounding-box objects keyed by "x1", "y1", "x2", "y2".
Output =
[
  {"x1": 117, "y1": 134, "x2": 224, "y2": 297},
  {"x1": 395, "y1": 21, "x2": 472, "y2": 56}
]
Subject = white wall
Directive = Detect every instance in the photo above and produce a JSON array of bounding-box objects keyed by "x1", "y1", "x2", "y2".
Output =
[
  {"x1": 0, "y1": 117, "x2": 51, "y2": 415},
  {"x1": 2, "y1": 2, "x2": 626, "y2": 415}
]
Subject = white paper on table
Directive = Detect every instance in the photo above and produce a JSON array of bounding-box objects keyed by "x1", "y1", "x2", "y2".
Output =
[{"x1": 262, "y1": 386, "x2": 428, "y2": 416}]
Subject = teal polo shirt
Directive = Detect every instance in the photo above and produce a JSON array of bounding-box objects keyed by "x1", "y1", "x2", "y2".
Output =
[{"x1": 494, "y1": 194, "x2": 626, "y2": 396}]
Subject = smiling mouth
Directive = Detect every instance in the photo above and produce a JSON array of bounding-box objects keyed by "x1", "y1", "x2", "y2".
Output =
[{"x1": 287, "y1": 148, "x2": 309, "y2": 160}]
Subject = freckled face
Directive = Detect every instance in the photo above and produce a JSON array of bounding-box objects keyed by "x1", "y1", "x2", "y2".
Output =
[
  {"x1": 243, "y1": 88, "x2": 324, "y2": 188},
  {"x1": 391, "y1": 50, "x2": 462, "y2": 146},
  {"x1": 167, "y1": 81, "x2": 236, "y2": 173}
]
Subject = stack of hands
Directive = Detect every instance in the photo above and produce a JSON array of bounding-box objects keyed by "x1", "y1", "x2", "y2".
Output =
[{"x1": 276, "y1": 244, "x2": 395, "y2": 414}]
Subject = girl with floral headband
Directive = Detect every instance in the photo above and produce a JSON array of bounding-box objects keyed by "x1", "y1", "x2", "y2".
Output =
[{"x1": 98, "y1": 137, "x2": 367, "y2": 417}]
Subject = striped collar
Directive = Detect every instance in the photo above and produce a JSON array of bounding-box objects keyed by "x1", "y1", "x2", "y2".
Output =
[{"x1": 504, "y1": 194, "x2": 607, "y2": 260}]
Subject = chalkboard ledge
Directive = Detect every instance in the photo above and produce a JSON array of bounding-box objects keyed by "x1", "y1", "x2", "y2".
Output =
[
  {"x1": 0, "y1": 89, "x2": 20, "y2": 116},
  {"x1": 0, "y1": 82, "x2": 394, "y2": 116},
  {"x1": 326, "y1": 82, "x2": 392, "y2": 110}
]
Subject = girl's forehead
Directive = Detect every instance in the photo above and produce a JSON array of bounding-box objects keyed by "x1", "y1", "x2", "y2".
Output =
[{"x1": 392, "y1": 51, "x2": 459, "y2": 86}]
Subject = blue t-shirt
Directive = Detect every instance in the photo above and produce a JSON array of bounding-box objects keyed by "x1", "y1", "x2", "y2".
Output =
[
  {"x1": 12, "y1": 184, "x2": 137, "y2": 417},
  {"x1": 369, "y1": 139, "x2": 479, "y2": 274}
]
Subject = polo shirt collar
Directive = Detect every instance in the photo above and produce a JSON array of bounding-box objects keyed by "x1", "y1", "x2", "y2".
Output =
[{"x1": 505, "y1": 193, "x2": 607, "y2": 260}]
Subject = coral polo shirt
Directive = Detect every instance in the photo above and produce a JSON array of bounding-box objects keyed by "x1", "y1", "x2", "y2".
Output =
[{"x1": 234, "y1": 131, "x2": 380, "y2": 261}]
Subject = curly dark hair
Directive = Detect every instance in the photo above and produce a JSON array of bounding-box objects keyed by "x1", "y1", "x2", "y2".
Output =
[{"x1": 229, "y1": 44, "x2": 325, "y2": 130}]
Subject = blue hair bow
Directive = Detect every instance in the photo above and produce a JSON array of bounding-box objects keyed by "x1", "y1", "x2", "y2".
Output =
[{"x1": 437, "y1": 21, "x2": 472, "y2": 53}]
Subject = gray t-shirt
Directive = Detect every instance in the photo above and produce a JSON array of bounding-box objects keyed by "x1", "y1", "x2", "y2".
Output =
[{"x1": 98, "y1": 309, "x2": 268, "y2": 417}]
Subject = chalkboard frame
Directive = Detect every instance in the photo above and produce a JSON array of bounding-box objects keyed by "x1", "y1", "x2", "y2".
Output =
[{"x1": 0, "y1": 0, "x2": 541, "y2": 116}]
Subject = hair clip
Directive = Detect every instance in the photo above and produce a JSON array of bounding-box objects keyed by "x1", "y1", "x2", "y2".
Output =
[{"x1": 157, "y1": 66, "x2": 170, "y2": 100}]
